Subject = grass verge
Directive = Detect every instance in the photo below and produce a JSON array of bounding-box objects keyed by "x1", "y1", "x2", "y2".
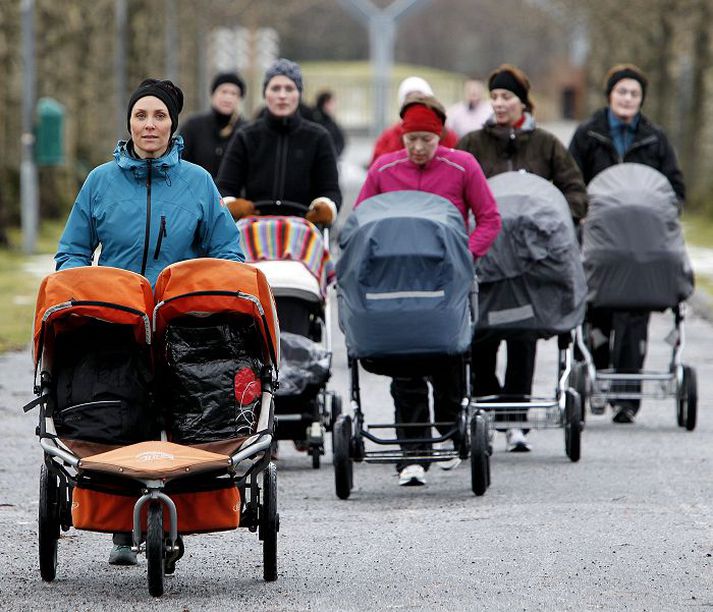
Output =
[{"x1": 0, "y1": 221, "x2": 63, "y2": 352}]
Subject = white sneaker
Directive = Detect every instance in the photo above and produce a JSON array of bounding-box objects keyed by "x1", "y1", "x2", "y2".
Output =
[
  {"x1": 506, "y1": 428, "x2": 531, "y2": 453},
  {"x1": 436, "y1": 442, "x2": 462, "y2": 470},
  {"x1": 398, "y1": 464, "x2": 427, "y2": 486}
]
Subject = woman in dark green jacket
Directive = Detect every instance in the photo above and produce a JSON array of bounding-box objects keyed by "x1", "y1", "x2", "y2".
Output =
[{"x1": 457, "y1": 64, "x2": 587, "y2": 452}]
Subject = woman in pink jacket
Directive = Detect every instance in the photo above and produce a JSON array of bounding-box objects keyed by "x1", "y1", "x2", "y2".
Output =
[{"x1": 354, "y1": 97, "x2": 501, "y2": 486}]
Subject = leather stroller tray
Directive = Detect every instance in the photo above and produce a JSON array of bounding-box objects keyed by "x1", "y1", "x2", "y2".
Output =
[{"x1": 78, "y1": 441, "x2": 231, "y2": 479}]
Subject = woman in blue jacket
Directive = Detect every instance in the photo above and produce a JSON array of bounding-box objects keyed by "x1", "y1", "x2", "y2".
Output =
[
  {"x1": 54, "y1": 79, "x2": 244, "y2": 566},
  {"x1": 55, "y1": 79, "x2": 244, "y2": 287}
]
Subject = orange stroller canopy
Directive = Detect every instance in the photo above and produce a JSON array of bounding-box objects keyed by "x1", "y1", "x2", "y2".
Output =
[
  {"x1": 33, "y1": 266, "x2": 154, "y2": 363},
  {"x1": 153, "y1": 258, "x2": 280, "y2": 367}
]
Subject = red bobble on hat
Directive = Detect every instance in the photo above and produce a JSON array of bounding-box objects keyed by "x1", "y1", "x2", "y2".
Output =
[{"x1": 401, "y1": 104, "x2": 443, "y2": 135}]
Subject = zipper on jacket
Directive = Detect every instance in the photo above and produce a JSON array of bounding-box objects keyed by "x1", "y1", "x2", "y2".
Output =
[
  {"x1": 140, "y1": 159, "x2": 153, "y2": 276},
  {"x1": 272, "y1": 132, "x2": 288, "y2": 202},
  {"x1": 153, "y1": 215, "x2": 167, "y2": 260}
]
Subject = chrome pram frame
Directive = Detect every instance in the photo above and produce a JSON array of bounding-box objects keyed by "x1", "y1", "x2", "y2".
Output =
[
  {"x1": 571, "y1": 303, "x2": 697, "y2": 430},
  {"x1": 333, "y1": 287, "x2": 492, "y2": 500},
  {"x1": 469, "y1": 330, "x2": 583, "y2": 462}
]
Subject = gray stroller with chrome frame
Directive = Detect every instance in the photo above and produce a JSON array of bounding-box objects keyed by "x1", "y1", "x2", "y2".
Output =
[
  {"x1": 334, "y1": 191, "x2": 491, "y2": 498},
  {"x1": 469, "y1": 171, "x2": 587, "y2": 461},
  {"x1": 571, "y1": 163, "x2": 697, "y2": 428}
]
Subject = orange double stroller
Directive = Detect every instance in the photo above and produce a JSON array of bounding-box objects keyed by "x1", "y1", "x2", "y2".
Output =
[{"x1": 25, "y1": 259, "x2": 280, "y2": 596}]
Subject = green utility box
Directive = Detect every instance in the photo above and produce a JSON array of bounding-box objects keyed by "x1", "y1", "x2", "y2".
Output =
[{"x1": 35, "y1": 97, "x2": 65, "y2": 166}]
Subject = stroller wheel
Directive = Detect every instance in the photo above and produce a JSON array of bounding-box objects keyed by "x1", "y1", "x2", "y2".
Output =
[
  {"x1": 678, "y1": 365, "x2": 697, "y2": 431},
  {"x1": 146, "y1": 502, "x2": 165, "y2": 597},
  {"x1": 38, "y1": 463, "x2": 60, "y2": 582},
  {"x1": 564, "y1": 389, "x2": 582, "y2": 462},
  {"x1": 469, "y1": 414, "x2": 490, "y2": 496},
  {"x1": 261, "y1": 462, "x2": 279, "y2": 581},
  {"x1": 333, "y1": 415, "x2": 353, "y2": 499},
  {"x1": 310, "y1": 445, "x2": 321, "y2": 469},
  {"x1": 570, "y1": 362, "x2": 589, "y2": 424}
]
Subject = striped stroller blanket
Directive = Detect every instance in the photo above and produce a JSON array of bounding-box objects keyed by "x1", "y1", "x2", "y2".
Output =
[{"x1": 237, "y1": 216, "x2": 336, "y2": 297}]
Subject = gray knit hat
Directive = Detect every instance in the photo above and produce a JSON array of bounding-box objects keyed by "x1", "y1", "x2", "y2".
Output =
[{"x1": 262, "y1": 58, "x2": 303, "y2": 96}]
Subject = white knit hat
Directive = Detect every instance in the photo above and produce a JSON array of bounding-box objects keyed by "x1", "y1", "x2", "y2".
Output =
[{"x1": 397, "y1": 76, "x2": 434, "y2": 105}]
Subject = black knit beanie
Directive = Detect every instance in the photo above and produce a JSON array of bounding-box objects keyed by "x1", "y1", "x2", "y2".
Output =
[
  {"x1": 605, "y1": 65, "x2": 647, "y2": 103},
  {"x1": 127, "y1": 79, "x2": 184, "y2": 136},
  {"x1": 488, "y1": 69, "x2": 531, "y2": 110},
  {"x1": 211, "y1": 72, "x2": 246, "y2": 97},
  {"x1": 262, "y1": 58, "x2": 303, "y2": 96}
]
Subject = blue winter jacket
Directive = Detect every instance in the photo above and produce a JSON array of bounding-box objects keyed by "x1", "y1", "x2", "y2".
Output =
[{"x1": 55, "y1": 137, "x2": 244, "y2": 286}]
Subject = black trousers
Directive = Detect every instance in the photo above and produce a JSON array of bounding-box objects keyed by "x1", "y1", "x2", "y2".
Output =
[
  {"x1": 471, "y1": 335, "x2": 537, "y2": 430},
  {"x1": 588, "y1": 308, "x2": 650, "y2": 414},
  {"x1": 390, "y1": 362, "x2": 463, "y2": 472}
]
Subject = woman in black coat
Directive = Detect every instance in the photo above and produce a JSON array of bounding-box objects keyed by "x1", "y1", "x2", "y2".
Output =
[
  {"x1": 569, "y1": 63, "x2": 685, "y2": 424},
  {"x1": 216, "y1": 59, "x2": 341, "y2": 226}
]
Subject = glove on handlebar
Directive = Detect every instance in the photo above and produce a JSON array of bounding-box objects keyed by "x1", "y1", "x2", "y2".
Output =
[
  {"x1": 226, "y1": 197, "x2": 257, "y2": 220},
  {"x1": 305, "y1": 197, "x2": 337, "y2": 226}
]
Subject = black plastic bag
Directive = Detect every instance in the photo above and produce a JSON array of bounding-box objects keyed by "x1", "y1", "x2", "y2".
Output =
[{"x1": 162, "y1": 316, "x2": 264, "y2": 444}]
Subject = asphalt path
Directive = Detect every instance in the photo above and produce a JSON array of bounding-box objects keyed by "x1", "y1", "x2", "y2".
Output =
[{"x1": 2, "y1": 134, "x2": 713, "y2": 610}]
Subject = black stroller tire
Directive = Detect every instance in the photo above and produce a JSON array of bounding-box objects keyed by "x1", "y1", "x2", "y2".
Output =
[
  {"x1": 570, "y1": 363, "x2": 588, "y2": 424},
  {"x1": 679, "y1": 366, "x2": 698, "y2": 431},
  {"x1": 311, "y1": 446, "x2": 321, "y2": 470},
  {"x1": 261, "y1": 462, "x2": 278, "y2": 582},
  {"x1": 329, "y1": 394, "x2": 342, "y2": 431},
  {"x1": 470, "y1": 413, "x2": 490, "y2": 496},
  {"x1": 147, "y1": 502, "x2": 165, "y2": 597},
  {"x1": 39, "y1": 463, "x2": 59, "y2": 582},
  {"x1": 333, "y1": 415, "x2": 353, "y2": 500},
  {"x1": 564, "y1": 389, "x2": 582, "y2": 462}
]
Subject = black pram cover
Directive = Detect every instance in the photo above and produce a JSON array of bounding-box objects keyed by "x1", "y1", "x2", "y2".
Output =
[
  {"x1": 53, "y1": 321, "x2": 153, "y2": 444},
  {"x1": 583, "y1": 163, "x2": 694, "y2": 309},
  {"x1": 162, "y1": 316, "x2": 263, "y2": 443},
  {"x1": 477, "y1": 171, "x2": 586, "y2": 337}
]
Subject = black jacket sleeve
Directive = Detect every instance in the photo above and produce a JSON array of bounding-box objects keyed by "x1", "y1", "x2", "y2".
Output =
[
  {"x1": 657, "y1": 132, "x2": 686, "y2": 203},
  {"x1": 215, "y1": 130, "x2": 247, "y2": 198},
  {"x1": 311, "y1": 130, "x2": 342, "y2": 209}
]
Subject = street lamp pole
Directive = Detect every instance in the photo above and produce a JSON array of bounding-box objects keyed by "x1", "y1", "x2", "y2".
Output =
[
  {"x1": 115, "y1": 0, "x2": 127, "y2": 140},
  {"x1": 20, "y1": 0, "x2": 38, "y2": 254},
  {"x1": 338, "y1": 0, "x2": 430, "y2": 136}
]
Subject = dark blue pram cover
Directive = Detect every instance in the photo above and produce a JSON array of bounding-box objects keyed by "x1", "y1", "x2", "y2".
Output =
[{"x1": 337, "y1": 191, "x2": 475, "y2": 358}]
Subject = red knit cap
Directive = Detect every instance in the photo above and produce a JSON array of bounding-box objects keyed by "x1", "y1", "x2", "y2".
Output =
[{"x1": 401, "y1": 104, "x2": 443, "y2": 135}]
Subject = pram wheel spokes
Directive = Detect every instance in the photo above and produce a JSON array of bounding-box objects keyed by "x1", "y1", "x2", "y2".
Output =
[
  {"x1": 147, "y1": 502, "x2": 165, "y2": 597},
  {"x1": 333, "y1": 415, "x2": 353, "y2": 500},
  {"x1": 38, "y1": 463, "x2": 59, "y2": 582},
  {"x1": 470, "y1": 413, "x2": 490, "y2": 496},
  {"x1": 678, "y1": 365, "x2": 698, "y2": 431},
  {"x1": 564, "y1": 389, "x2": 582, "y2": 463},
  {"x1": 260, "y1": 462, "x2": 278, "y2": 582}
]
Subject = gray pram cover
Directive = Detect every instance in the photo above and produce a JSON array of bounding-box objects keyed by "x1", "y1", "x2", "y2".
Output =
[
  {"x1": 583, "y1": 163, "x2": 693, "y2": 309},
  {"x1": 337, "y1": 190, "x2": 475, "y2": 358},
  {"x1": 477, "y1": 171, "x2": 586, "y2": 337}
]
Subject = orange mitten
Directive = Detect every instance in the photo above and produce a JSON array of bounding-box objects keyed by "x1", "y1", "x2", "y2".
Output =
[
  {"x1": 305, "y1": 198, "x2": 337, "y2": 226},
  {"x1": 227, "y1": 198, "x2": 256, "y2": 220}
]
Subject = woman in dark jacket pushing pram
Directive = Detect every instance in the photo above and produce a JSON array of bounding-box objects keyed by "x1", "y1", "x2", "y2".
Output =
[
  {"x1": 356, "y1": 96, "x2": 501, "y2": 486},
  {"x1": 457, "y1": 64, "x2": 587, "y2": 451},
  {"x1": 569, "y1": 63, "x2": 685, "y2": 424},
  {"x1": 216, "y1": 58, "x2": 341, "y2": 227}
]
